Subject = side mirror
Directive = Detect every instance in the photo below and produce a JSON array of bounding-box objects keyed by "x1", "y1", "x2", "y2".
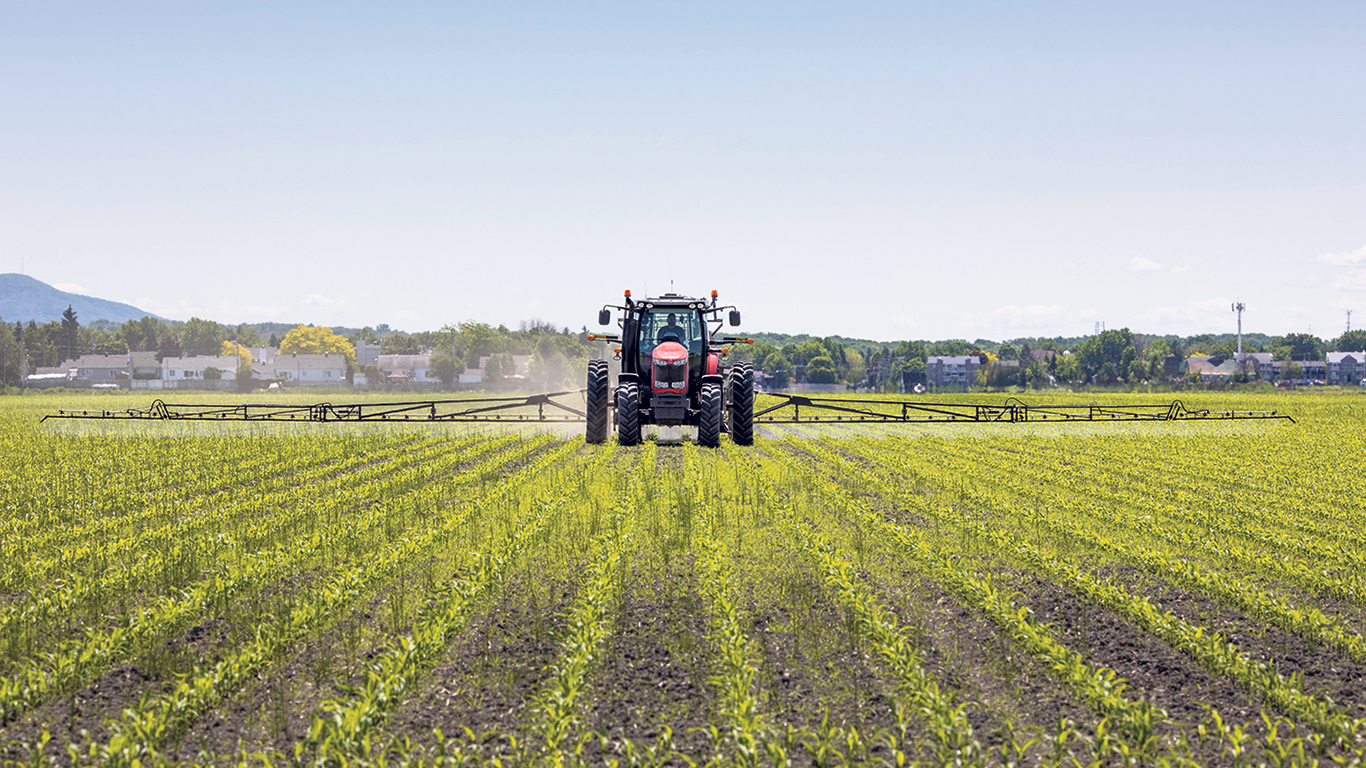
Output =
[
  {"x1": 598, "y1": 309, "x2": 612, "y2": 326},
  {"x1": 728, "y1": 310, "x2": 741, "y2": 327}
]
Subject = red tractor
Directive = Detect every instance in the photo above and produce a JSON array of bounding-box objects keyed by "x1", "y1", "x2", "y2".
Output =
[{"x1": 585, "y1": 289, "x2": 754, "y2": 447}]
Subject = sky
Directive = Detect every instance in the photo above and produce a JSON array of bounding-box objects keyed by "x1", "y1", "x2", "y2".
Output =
[{"x1": 2, "y1": 3, "x2": 1364, "y2": 342}]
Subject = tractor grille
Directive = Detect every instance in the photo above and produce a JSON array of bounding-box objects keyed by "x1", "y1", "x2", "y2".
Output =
[{"x1": 653, "y1": 358, "x2": 687, "y2": 391}]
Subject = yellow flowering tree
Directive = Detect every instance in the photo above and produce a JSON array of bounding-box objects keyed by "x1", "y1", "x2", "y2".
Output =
[
  {"x1": 278, "y1": 325, "x2": 356, "y2": 365},
  {"x1": 221, "y1": 341, "x2": 254, "y2": 365}
]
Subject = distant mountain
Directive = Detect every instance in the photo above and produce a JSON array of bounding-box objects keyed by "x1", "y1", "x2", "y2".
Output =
[{"x1": 0, "y1": 273, "x2": 164, "y2": 325}]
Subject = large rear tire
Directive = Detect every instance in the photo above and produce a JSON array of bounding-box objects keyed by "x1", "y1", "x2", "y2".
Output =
[
  {"x1": 585, "y1": 360, "x2": 609, "y2": 444},
  {"x1": 698, "y1": 382, "x2": 722, "y2": 448},
  {"x1": 729, "y1": 363, "x2": 754, "y2": 445},
  {"x1": 615, "y1": 383, "x2": 642, "y2": 446}
]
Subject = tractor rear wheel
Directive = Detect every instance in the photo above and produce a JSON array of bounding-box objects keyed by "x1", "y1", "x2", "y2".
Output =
[
  {"x1": 729, "y1": 363, "x2": 754, "y2": 445},
  {"x1": 585, "y1": 360, "x2": 609, "y2": 444},
  {"x1": 698, "y1": 382, "x2": 722, "y2": 448},
  {"x1": 615, "y1": 383, "x2": 642, "y2": 446}
]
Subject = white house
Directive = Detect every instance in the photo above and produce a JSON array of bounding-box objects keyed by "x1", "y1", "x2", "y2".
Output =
[
  {"x1": 378, "y1": 354, "x2": 432, "y2": 383},
  {"x1": 162, "y1": 355, "x2": 240, "y2": 381},
  {"x1": 68, "y1": 354, "x2": 129, "y2": 381},
  {"x1": 272, "y1": 353, "x2": 346, "y2": 385}
]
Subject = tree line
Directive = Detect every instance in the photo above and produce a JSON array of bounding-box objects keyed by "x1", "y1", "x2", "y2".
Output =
[{"x1": 5, "y1": 307, "x2": 1366, "y2": 390}]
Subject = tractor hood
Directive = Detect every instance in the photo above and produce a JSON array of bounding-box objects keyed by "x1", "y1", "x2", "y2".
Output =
[{"x1": 651, "y1": 341, "x2": 689, "y2": 393}]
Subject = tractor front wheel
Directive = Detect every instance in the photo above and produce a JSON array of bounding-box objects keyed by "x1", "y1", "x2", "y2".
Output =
[
  {"x1": 615, "y1": 383, "x2": 642, "y2": 446},
  {"x1": 729, "y1": 363, "x2": 754, "y2": 445},
  {"x1": 585, "y1": 360, "x2": 609, "y2": 444},
  {"x1": 698, "y1": 382, "x2": 722, "y2": 448}
]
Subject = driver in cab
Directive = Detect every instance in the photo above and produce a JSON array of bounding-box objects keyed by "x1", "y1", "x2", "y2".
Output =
[{"x1": 659, "y1": 313, "x2": 683, "y2": 343}]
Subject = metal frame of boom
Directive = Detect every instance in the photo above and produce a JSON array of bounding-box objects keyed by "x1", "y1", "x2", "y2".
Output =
[
  {"x1": 753, "y1": 395, "x2": 1294, "y2": 423},
  {"x1": 41, "y1": 390, "x2": 588, "y2": 423},
  {"x1": 40, "y1": 392, "x2": 1293, "y2": 425}
]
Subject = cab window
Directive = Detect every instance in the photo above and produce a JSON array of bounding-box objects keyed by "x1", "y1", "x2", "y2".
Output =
[{"x1": 639, "y1": 309, "x2": 702, "y2": 360}]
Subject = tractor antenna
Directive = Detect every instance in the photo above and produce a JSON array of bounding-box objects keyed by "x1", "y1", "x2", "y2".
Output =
[{"x1": 1232, "y1": 301, "x2": 1245, "y2": 362}]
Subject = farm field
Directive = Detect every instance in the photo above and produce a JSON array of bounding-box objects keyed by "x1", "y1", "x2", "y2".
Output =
[{"x1": 2, "y1": 390, "x2": 1365, "y2": 766}]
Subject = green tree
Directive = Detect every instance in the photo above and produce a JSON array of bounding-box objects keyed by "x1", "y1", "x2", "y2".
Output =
[
  {"x1": 1333, "y1": 330, "x2": 1366, "y2": 353},
  {"x1": 1281, "y1": 361, "x2": 1303, "y2": 381},
  {"x1": 156, "y1": 334, "x2": 182, "y2": 363},
  {"x1": 202, "y1": 366, "x2": 223, "y2": 381},
  {"x1": 381, "y1": 334, "x2": 423, "y2": 355},
  {"x1": 60, "y1": 305, "x2": 79, "y2": 362},
  {"x1": 1074, "y1": 328, "x2": 1135, "y2": 383},
  {"x1": 806, "y1": 355, "x2": 838, "y2": 384},
  {"x1": 429, "y1": 351, "x2": 462, "y2": 386},
  {"x1": 180, "y1": 317, "x2": 224, "y2": 357},
  {"x1": 765, "y1": 352, "x2": 794, "y2": 388},
  {"x1": 1270, "y1": 333, "x2": 1324, "y2": 361},
  {"x1": 0, "y1": 316, "x2": 22, "y2": 387}
]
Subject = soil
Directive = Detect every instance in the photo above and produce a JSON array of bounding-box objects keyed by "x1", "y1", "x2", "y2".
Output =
[
  {"x1": 1002, "y1": 567, "x2": 1270, "y2": 746},
  {"x1": 380, "y1": 575, "x2": 574, "y2": 756},
  {"x1": 578, "y1": 561, "x2": 714, "y2": 762},
  {"x1": 1106, "y1": 563, "x2": 1366, "y2": 719}
]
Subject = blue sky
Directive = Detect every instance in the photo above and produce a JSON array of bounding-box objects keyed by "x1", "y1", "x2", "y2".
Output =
[{"x1": 2, "y1": 3, "x2": 1364, "y2": 341}]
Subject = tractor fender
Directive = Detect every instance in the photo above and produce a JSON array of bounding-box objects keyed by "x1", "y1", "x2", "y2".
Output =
[
  {"x1": 700, "y1": 374, "x2": 725, "y2": 387},
  {"x1": 705, "y1": 353, "x2": 720, "y2": 376},
  {"x1": 617, "y1": 372, "x2": 640, "y2": 385}
]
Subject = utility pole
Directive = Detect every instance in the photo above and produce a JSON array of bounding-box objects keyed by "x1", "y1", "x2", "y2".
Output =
[
  {"x1": 1348, "y1": 310, "x2": 1353, "y2": 334},
  {"x1": 1232, "y1": 301, "x2": 1246, "y2": 363}
]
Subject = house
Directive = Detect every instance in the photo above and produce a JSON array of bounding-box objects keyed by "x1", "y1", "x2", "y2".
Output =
[
  {"x1": 1240, "y1": 352, "x2": 1275, "y2": 381},
  {"x1": 458, "y1": 368, "x2": 486, "y2": 384},
  {"x1": 1269, "y1": 359, "x2": 1327, "y2": 382},
  {"x1": 926, "y1": 356, "x2": 982, "y2": 389},
  {"x1": 355, "y1": 343, "x2": 382, "y2": 367},
  {"x1": 248, "y1": 347, "x2": 278, "y2": 365},
  {"x1": 1029, "y1": 350, "x2": 1056, "y2": 362},
  {"x1": 272, "y1": 353, "x2": 346, "y2": 385},
  {"x1": 68, "y1": 354, "x2": 129, "y2": 382},
  {"x1": 1327, "y1": 352, "x2": 1366, "y2": 385},
  {"x1": 129, "y1": 351, "x2": 160, "y2": 379},
  {"x1": 162, "y1": 355, "x2": 240, "y2": 381},
  {"x1": 378, "y1": 354, "x2": 432, "y2": 383}
]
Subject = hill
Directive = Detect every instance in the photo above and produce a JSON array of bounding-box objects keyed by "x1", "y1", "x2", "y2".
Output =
[{"x1": 0, "y1": 273, "x2": 163, "y2": 325}]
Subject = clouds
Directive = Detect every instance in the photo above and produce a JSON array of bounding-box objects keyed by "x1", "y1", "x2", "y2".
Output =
[
  {"x1": 1315, "y1": 244, "x2": 1366, "y2": 266},
  {"x1": 1311, "y1": 244, "x2": 1366, "y2": 292},
  {"x1": 1129, "y1": 257, "x2": 1190, "y2": 274}
]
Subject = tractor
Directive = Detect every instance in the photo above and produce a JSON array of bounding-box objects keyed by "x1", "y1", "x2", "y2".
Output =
[{"x1": 584, "y1": 289, "x2": 755, "y2": 447}]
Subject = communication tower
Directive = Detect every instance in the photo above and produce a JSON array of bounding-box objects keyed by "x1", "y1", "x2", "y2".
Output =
[{"x1": 1232, "y1": 302, "x2": 1246, "y2": 362}]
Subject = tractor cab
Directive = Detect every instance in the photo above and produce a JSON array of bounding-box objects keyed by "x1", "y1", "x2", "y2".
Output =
[{"x1": 638, "y1": 307, "x2": 704, "y2": 388}]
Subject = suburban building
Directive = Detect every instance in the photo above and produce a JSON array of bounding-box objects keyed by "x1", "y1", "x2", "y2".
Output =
[
  {"x1": 129, "y1": 351, "x2": 160, "y2": 379},
  {"x1": 1327, "y1": 352, "x2": 1366, "y2": 385},
  {"x1": 1270, "y1": 359, "x2": 1327, "y2": 382},
  {"x1": 67, "y1": 354, "x2": 129, "y2": 382},
  {"x1": 271, "y1": 353, "x2": 346, "y2": 385},
  {"x1": 162, "y1": 355, "x2": 240, "y2": 381},
  {"x1": 926, "y1": 355, "x2": 982, "y2": 389},
  {"x1": 378, "y1": 354, "x2": 432, "y2": 384},
  {"x1": 248, "y1": 347, "x2": 278, "y2": 365},
  {"x1": 355, "y1": 342, "x2": 383, "y2": 367}
]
